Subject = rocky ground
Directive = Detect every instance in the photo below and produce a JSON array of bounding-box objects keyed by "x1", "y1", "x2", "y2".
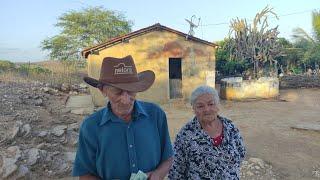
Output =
[
  {"x1": 0, "y1": 80, "x2": 319, "y2": 179},
  {"x1": 0, "y1": 81, "x2": 88, "y2": 179}
]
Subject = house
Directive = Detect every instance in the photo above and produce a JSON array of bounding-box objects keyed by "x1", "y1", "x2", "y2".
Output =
[{"x1": 81, "y1": 23, "x2": 218, "y2": 106}]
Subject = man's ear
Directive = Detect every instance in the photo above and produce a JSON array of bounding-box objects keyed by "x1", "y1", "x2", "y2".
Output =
[{"x1": 97, "y1": 84, "x2": 105, "y2": 95}]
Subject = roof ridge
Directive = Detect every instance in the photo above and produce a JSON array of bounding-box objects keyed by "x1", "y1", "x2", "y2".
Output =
[{"x1": 82, "y1": 23, "x2": 217, "y2": 58}]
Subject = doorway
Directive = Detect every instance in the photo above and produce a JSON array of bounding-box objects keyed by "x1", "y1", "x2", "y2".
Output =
[{"x1": 169, "y1": 58, "x2": 182, "y2": 99}]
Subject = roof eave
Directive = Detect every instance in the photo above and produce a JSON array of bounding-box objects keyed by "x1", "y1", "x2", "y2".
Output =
[{"x1": 81, "y1": 23, "x2": 218, "y2": 58}]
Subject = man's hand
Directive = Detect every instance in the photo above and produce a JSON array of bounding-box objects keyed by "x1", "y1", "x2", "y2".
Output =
[
  {"x1": 79, "y1": 174, "x2": 100, "y2": 180},
  {"x1": 146, "y1": 157, "x2": 173, "y2": 180},
  {"x1": 146, "y1": 171, "x2": 161, "y2": 180}
]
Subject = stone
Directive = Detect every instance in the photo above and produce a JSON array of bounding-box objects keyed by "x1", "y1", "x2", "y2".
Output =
[
  {"x1": 66, "y1": 95, "x2": 94, "y2": 109},
  {"x1": 27, "y1": 148, "x2": 40, "y2": 166},
  {"x1": 36, "y1": 143, "x2": 45, "y2": 149},
  {"x1": 38, "y1": 131, "x2": 48, "y2": 137},
  {"x1": 34, "y1": 98, "x2": 43, "y2": 106},
  {"x1": 57, "y1": 162, "x2": 69, "y2": 174},
  {"x1": 69, "y1": 91, "x2": 78, "y2": 95},
  {"x1": 61, "y1": 83, "x2": 70, "y2": 92},
  {"x1": 61, "y1": 108, "x2": 71, "y2": 113},
  {"x1": 1, "y1": 157, "x2": 18, "y2": 178},
  {"x1": 22, "y1": 124, "x2": 31, "y2": 136},
  {"x1": 52, "y1": 151, "x2": 60, "y2": 156},
  {"x1": 249, "y1": 157, "x2": 265, "y2": 168},
  {"x1": 6, "y1": 146, "x2": 21, "y2": 160},
  {"x1": 65, "y1": 130, "x2": 79, "y2": 146},
  {"x1": 71, "y1": 107, "x2": 94, "y2": 115},
  {"x1": 52, "y1": 125, "x2": 68, "y2": 136},
  {"x1": 10, "y1": 126, "x2": 19, "y2": 140},
  {"x1": 16, "y1": 165, "x2": 29, "y2": 179},
  {"x1": 42, "y1": 87, "x2": 50, "y2": 93},
  {"x1": 246, "y1": 171, "x2": 254, "y2": 176},
  {"x1": 79, "y1": 83, "x2": 87, "y2": 88},
  {"x1": 67, "y1": 123, "x2": 79, "y2": 131},
  {"x1": 64, "y1": 152, "x2": 76, "y2": 162}
]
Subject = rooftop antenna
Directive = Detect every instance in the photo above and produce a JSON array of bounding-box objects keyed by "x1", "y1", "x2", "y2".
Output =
[
  {"x1": 185, "y1": 15, "x2": 200, "y2": 75},
  {"x1": 185, "y1": 15, "x2": 201, "y2": 38}
]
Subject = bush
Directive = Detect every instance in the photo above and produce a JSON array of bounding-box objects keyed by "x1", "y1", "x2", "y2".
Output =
[
  {"x1": 217, "y1": 59, "x2": 248, "y2": 77},
  {"x1": 30, "y1": 66, "x2": 52, "y2": 74},
  {"x1": 16, "y1": 64, "x2": 52, "y2": 76},
  {"x1": 290, "y1": 66, "x2": 303, "y2": 74},
  {"x1": 0, "y1": 60, "x2": 15, "y2": 72}
]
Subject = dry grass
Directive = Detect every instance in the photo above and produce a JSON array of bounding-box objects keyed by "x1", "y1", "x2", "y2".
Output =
[{"x1": 0, "y1": 60, "x2": 87, "y2": 85}]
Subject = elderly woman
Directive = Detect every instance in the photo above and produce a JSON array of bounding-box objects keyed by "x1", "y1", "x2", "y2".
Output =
[{"x1": 168, "y1": 85, "x2": 246, "y2": 179}]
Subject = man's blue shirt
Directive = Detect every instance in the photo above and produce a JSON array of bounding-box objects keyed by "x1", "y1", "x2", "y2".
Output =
[{"x1": 72, "y1": 100, "x2": 173, "y2": 179}]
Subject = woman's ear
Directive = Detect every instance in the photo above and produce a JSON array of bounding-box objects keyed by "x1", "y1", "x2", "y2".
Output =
[{"x1": 192, "y1": 104, "x2": 196, "y2": 113}]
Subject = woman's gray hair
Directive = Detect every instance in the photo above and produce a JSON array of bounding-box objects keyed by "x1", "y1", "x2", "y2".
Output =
[{"x1": 190, "y1": 85, "x2": 220, "y2": 105}]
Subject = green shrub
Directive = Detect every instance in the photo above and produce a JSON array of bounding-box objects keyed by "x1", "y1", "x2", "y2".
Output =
[
  {"x1": 16, "y1": 64, "x2": 52, "y2": 76},
  {"x1": 0, "y1": 60, "x2": 15, "y2": 72},
  {"x1": 30, "y1": 66, "x2": 51, "y2": 74},
  {"x1": 290, "y1": 66, "x2": 303, "y2": 74}
]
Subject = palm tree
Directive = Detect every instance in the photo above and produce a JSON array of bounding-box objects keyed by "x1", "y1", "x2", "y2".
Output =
[{"x1": 292, "y1": 10, "x2": 320, "y2": 70}]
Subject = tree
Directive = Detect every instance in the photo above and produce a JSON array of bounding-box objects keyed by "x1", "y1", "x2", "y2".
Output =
[
  {"x1": 276, "y1": 38, "x2": 303, "y2": 73},
  {"x1": 215, "y1": 39, "x2": 249, "y2": 77},
  {"x1": 228, "y1": 6, "x2": 283, "y2": 78},
  {"x1": 41, "y1": 6, "x2": 133, "y2": 61},
  {"x1": 292, "y1": 10, "x2": 320, "y2": 69}
]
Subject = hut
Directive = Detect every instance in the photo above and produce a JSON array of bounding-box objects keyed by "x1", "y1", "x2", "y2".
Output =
[{"x1": 81, "y1": 23, "x2": 218, "y2": 106}]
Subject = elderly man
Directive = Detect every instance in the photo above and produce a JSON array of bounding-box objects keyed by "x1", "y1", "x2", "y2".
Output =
[{"x1": 73, "y1": 56, "x2": 173, "y2": 180}]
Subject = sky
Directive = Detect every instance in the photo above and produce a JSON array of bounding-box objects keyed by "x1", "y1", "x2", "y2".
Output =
[{"x1": 0, "y1": 0, "x2": 319, "y2": 62}]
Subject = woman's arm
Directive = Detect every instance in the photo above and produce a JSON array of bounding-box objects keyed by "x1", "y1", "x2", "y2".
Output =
[{"x1": 168, "y1": 133, "x2": 188, "y2": 179}]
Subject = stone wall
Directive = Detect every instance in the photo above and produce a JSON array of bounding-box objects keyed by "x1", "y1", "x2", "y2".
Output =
[
  {"x1": 280, "y1": 75, "x2": 320, "y2": 88},
  {"x1": 220, "y1": 77, "x2": 279, "y2": 100}
]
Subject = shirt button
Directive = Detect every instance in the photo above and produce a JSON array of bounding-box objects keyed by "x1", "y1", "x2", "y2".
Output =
[
  {"x1": 132, "y1": 164, "x2": 135, "y2": 167},
  {"x1": 129, "y1": 144, "x2": 133, "y2": 148}
]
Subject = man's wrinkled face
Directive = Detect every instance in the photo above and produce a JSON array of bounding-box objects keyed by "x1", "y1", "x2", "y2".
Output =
[
  {"x1": 193, "y1": 93, "x2": 219, "y2": 124},
  {"x1": 101, "y1": 85, "x2": 136, "y2": 117}
]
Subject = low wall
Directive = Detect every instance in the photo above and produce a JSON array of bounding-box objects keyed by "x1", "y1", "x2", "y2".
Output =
[
  {"x1": 280, "y1": 75, "x2": 320, "y2": 88},
  {"x1": 220, "y1": 77, "x2": 279, "y2": 100}
]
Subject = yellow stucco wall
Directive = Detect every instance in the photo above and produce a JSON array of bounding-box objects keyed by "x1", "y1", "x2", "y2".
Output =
[
  {"x1": 220, "y1": 77, "x2": 279, "y2": 100},
  {"x1": 86, "y1": 30, "x2": 216, "y2": 106}
]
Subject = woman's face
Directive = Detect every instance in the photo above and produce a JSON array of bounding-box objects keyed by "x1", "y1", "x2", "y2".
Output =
[{"x1": 193, "y1": 93, "x2": 219, "y2": 124}]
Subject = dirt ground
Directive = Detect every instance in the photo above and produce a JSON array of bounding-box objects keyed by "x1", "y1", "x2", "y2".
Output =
[
  {"x1": 0, "y1": 80, "x2": 319, "y2": 179},
  {"x1": 163, "y1": 88, "x2": 320, "y2": 180}
]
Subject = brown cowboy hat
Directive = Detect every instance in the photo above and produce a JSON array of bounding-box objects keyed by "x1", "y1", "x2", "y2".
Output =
[{"x1": 83, "y1": 55, "x2": 155, "y2": 92}]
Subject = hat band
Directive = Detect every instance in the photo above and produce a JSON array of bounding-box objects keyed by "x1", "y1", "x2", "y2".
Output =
[{"x1": 100, "y1": 76, "x2": 139, "y2": 84}]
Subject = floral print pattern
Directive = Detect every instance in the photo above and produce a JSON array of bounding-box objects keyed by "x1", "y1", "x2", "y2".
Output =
[{"x1": 168, "y1": 115, "x2": 246, "y2": 180}]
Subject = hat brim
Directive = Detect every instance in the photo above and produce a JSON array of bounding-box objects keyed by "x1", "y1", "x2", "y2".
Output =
[{"x1": 84, "y1": 70, "x2": 155, "y2": 92}]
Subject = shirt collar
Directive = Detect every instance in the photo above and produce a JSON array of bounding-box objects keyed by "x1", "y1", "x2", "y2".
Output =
[
  {"x1": 191, "y1": 115, "x2": 230, "y2": 143},
  {"x1": 98, "y1": 100, "x2": 148, "y2": 126}
]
